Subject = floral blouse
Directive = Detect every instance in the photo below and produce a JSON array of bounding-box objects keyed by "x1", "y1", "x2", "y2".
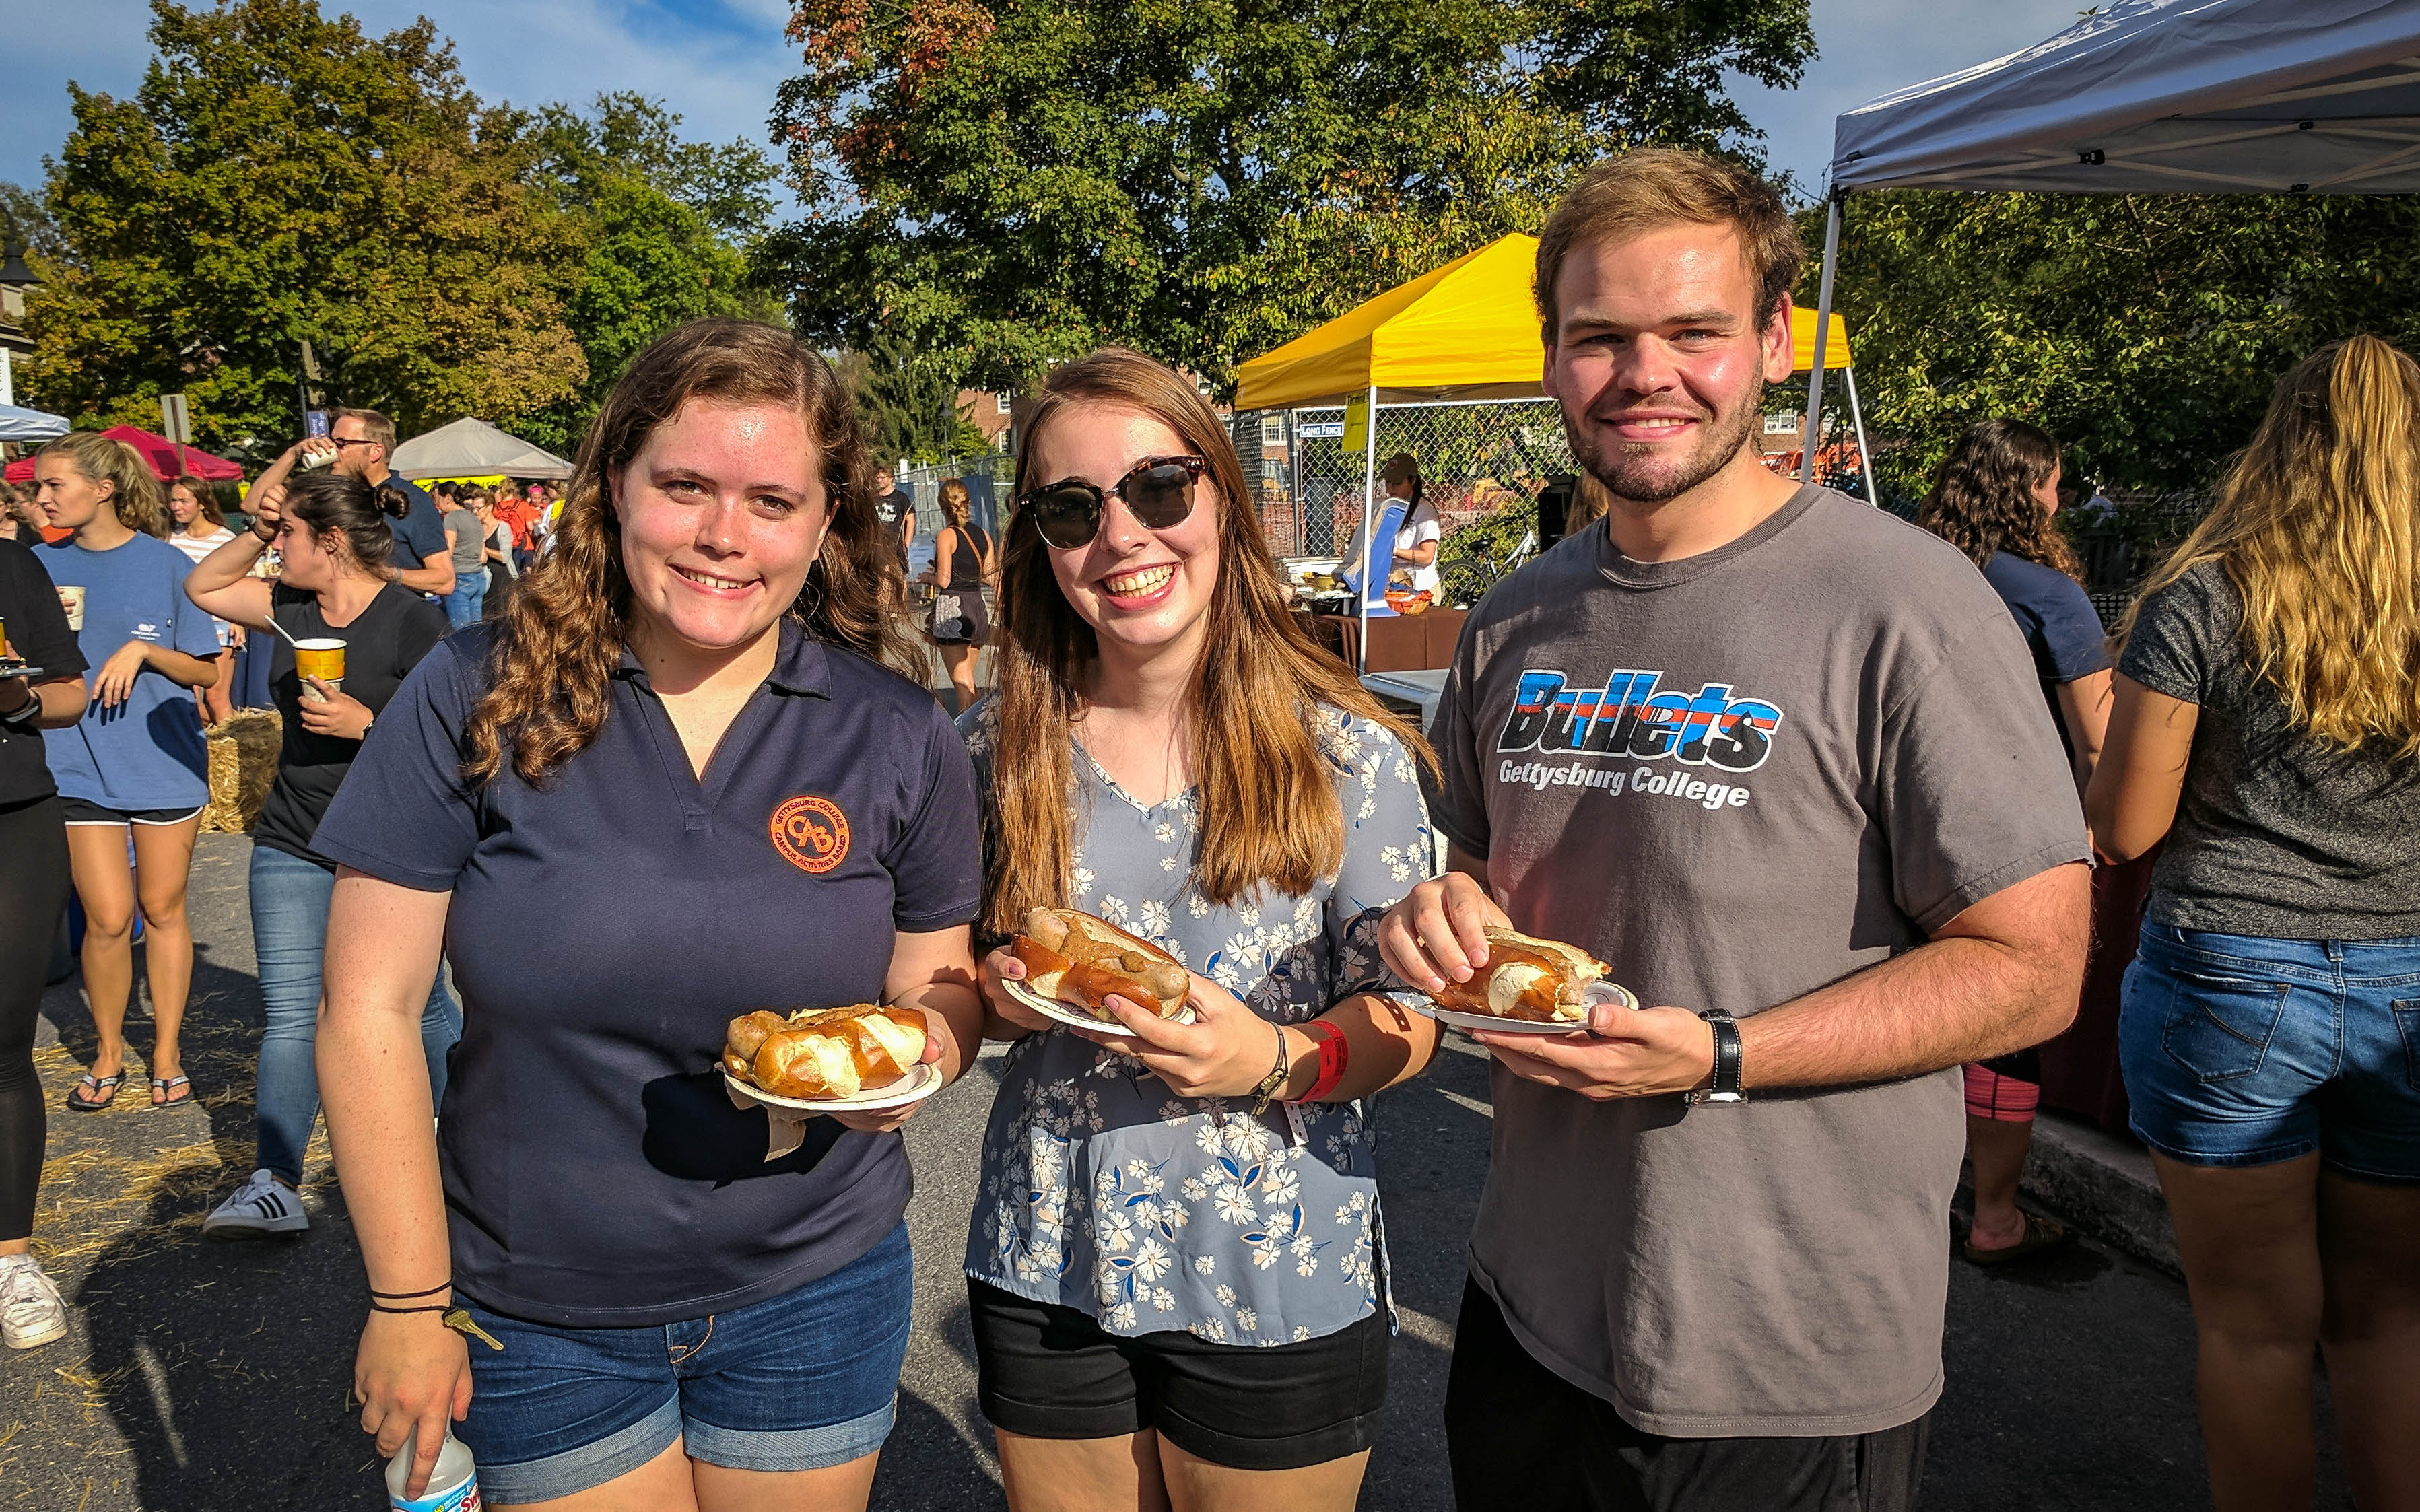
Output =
[{"x1": 961, "y1": 701, "x2": 1434, "y2": 1345}]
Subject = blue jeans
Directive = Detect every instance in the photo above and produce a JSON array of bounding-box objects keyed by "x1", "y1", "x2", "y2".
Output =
[
  {"x1": 248, "y1": 844, "x2": 461, "y2": 1182},
  {"x1": 441, "y1": 577, "x2": 487, "y2": 629},
  {"x1": 459, "y1": 1222, "x2": 913, "y2": 1504},
  {"x1": 2119, "y1": 921, "x2": 2420, "y2": 1182}
]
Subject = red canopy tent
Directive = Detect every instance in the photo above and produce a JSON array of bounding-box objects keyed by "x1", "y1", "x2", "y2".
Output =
[{"x1": 3, "y1": 425, "x2": 246, "y2": 485}]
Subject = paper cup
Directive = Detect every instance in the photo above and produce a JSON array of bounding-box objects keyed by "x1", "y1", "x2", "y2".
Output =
[
  {"x1": 57, "y1": 586, "x2": 84, "y2": 632},
  {"x1": 294, "y1": 638, "x2": 345, "y2": 699}
]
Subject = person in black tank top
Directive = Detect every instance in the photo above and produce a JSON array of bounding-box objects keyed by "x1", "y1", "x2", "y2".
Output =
[
  {"x1": 182, "y1": 471, "x2": 457, "y2": 1238},
  {"x1": 924, "y1": 477, "x2": 994, "y2": 712}
]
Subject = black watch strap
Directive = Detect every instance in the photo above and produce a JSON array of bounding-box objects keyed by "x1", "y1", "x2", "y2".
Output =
[{"x1": 1686, "y1": 1009, "x2": 1746, "y2": 1105}]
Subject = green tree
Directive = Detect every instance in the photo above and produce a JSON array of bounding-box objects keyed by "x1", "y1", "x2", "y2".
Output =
[
  {"x1": 840, "y1": 335, "x2": 992, "y2": 467},
  {"x1": 24, "y1": 0, "x2": 589, "y2": 450},
  {"x1": 0, "y1": 182, "x2": 68, "y2": 265},
  {"x1": 761, "y1": 0, "x2": 1812, "y2": 394},
  {"x1": 1821, "y1": 190, "x2": 2420, "y2": 498},
  {"x1": 506, "y1": 94, "x2": 786, "y2": 454}
]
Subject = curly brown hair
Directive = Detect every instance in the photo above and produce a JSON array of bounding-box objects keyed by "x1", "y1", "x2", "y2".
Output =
[
  {"x1": 1916, "y1": 419, "x2": 2082, "y2": 580},
  {"x1": 463, "y1": 318, "x2": 916, "y2": 786}
]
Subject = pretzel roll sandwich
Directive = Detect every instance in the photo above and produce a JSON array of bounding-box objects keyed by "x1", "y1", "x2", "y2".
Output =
[
  {"x1": 1011, "y1": 907, "x2": 1192, "y2": 1022},
  {"x1": 1429, "y1": 930, "x2": 1610, "y2": 1024},
  {"x1": 724, "y1": 1004, "x2": 927, "y2": 1100}
]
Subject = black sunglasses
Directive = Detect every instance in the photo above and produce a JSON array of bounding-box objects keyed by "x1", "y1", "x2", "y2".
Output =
[{"x1": 1017, "y1": 455, "x2": 1207, "y2": 549}]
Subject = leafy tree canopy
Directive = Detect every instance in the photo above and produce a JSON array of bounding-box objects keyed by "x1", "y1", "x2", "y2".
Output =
[
  {"x1": 0, "y1": 182, "x2": 69, "y2": 265},
  {"x1": 1824, "y1": 190, "x2": 2420, "y2": 498},
  {"x1": 27, "y1": 0, "x2": 588, "y2": 450},
  {"x1": 22, "y1": 2, "x2": 785, "y2": 458},
  {"x1": 504, "y1": 93, "x2": 787, "y2": 454},
  {"x1": 761, "y1": 0, "x2": 1813, "y2": 399}
]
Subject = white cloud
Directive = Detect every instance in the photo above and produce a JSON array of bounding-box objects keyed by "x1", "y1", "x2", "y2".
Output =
[{"x1": 1733, "y1": 0, "x2": 2095, "y2": 198}]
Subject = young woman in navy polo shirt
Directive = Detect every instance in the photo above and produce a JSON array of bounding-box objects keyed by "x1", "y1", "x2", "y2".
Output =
[
  {"x1": 312, "y1": 320, "x2": 986, "y2": 1508},
  {"x1": 966, "y1": 350, "x2": 1443, "y2": 1510}
]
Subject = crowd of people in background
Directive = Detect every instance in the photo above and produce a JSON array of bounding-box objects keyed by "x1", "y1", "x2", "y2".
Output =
[{"x1": 0, "y1": 144, "x2": 2410, "y2": 1512}]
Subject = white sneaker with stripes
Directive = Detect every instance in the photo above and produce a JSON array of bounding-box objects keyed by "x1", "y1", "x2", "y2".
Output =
[
  {"x1": 1, "y1": 1254, "x2": 67, "y2": 1350},
  {"x1": 203, "y1": 1169, "x2": 309, "y2": 1239}
]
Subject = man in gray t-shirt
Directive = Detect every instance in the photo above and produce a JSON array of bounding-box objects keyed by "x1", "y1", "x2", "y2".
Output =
[{"x1": 1380, "y1": 150, "x2": 2091, "y2": 1511}]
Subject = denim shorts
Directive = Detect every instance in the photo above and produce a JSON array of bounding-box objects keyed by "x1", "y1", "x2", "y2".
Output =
[
  {"x1": 2118, "y1": 922, "x2": 2420, "y2": 1182},
  {"x1": 457, "y1": 1222, "x2": 913, "y2": 1503}
]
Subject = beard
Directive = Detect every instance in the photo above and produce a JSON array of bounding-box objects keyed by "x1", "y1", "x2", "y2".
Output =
[{"x1": 1566, "y1": 392, "x2": 1763, "y2": 506}]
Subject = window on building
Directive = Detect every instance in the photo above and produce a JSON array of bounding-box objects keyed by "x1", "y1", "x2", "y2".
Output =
[
  {"x1": 1260, "y1": 417, "x2": 1285, "y2": 448},
  {"x1": 997, "y1": 392, "x2": 1013, "y2": 415}
]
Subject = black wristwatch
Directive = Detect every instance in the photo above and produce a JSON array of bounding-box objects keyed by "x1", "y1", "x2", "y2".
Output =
[
  {"x1": 0, "y1": 687, "x2": 40, "y2": 732},
  {"x1": 1684, "y1": 1010, "x2": 1747, "y2": 1105}
]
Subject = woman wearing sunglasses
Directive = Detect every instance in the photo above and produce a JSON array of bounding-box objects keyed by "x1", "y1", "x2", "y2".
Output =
[{"x1": 964, "y1": 349, "x2": 1442, "y2": 1511}]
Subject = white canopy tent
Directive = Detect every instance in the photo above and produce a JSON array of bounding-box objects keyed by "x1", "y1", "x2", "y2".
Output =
[
  {"x1": 1799, "y1": 0, "x2": 2420, "y2": 480},
  {"x1": 0, "y1": 402, "x2": 69, "y2": 443},
  {"x1": 390, "y1": 416, "x2": 574, "y2": 481}
]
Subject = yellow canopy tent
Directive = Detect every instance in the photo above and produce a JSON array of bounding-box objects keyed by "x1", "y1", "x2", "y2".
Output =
[
  {"x1": 1234, "y1": 232, "x2": 1872, "y2": 667},
  {"x1": 1234, "y1": 232, "x2": 1854, "y2": 407}
]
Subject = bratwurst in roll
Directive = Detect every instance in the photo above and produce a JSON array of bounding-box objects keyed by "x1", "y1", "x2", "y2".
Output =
[
  {"x1": 1011, "y1": 907, "x2": 1192, "y2": 1022},
  {"x1": 724, "y1": 1004, "x2": 927, "y2": 1100},
  {"x1": 1427, "y1": 930, "x2": 1610, "y2": 1023}
]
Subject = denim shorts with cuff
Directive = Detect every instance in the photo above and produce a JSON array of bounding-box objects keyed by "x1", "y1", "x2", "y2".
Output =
[
  {"x1": 457, "y1": 1221, "x2": 913, "y2": 1503},
  {"x1": 2118, "y1": 922, "x2": 2420, "y2": 1183}
]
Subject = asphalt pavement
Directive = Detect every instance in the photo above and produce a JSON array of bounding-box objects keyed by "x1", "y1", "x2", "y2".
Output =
[{"x1": 0, "y1": 833, "x2": 2355, "y2": 1509}]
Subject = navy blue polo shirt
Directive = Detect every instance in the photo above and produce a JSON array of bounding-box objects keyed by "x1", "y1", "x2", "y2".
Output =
[{"x1": 311, "y1": 619, "x2": 981, "y2": 1328}]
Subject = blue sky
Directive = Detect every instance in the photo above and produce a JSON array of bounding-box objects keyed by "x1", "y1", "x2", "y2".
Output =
[{"x1": 3, "y1": 0, "x2": 2091, "y2": 220}]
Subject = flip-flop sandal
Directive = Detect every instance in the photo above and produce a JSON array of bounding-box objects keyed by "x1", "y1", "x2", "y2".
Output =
[
  {"x1": 150, "y1": 1076, "x2": 194, "y2": 1109},
  {"x1": 67, "y1": 1072, "x2": 125, "y2": 1113},
  {"x1": 1962, "y1": 1213, "x2": 2074, "y2": 1266}
]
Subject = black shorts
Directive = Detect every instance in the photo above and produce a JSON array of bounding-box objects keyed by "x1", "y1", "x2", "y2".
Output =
[
  {"x1": 966, "y1": 1278, "x2": 1388, "y2": 1471},
  {"x1": 59, "y1": 798, "x2": 204, "y2": 827},
  {"x1": 1444, "y1": 1277, "x2": 1928, "y2": 1512}
]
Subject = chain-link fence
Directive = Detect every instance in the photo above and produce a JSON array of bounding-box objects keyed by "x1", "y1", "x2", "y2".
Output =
[
  {"x1": 1229, "y1": 400, "x2": 1573, "y2": 608},
  {"x1": 898, "y1": 453, "x2": 1014, "y2": 578}
]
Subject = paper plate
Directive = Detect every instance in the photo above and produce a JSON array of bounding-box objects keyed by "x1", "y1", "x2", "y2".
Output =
[
  {"x1": 722, "y1": 1060, "x2": 942, "y2": 1114},
  {"x1": 1409, "y1": 980, "x2": 1639, "y2": 1037},
  {"x1": 1001, "y1": 976, "x2": 1197, "y2": 1037}
]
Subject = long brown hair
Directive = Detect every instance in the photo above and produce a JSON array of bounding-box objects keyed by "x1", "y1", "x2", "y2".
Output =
[
  {"x1": 170, "y1": 473, "x2": 226, "y2": 529},
  {"x1": 1917, "y1": 419, "x2": 2081, "y2": 579},
  {"x1": 464, "y1": 318, "x2": 916, "y2": 786},
  {"x1": 983, "y1": 348, "x2": 1434, "y2": 934},
  {"x1": 2120, "y1": 335, "x2": 2420, "y2": 759},
  {"x1": 38, "y1": 434, "x2": 170, "y2": 539}
]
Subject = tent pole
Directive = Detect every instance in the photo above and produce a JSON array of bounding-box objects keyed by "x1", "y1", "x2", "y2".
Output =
[
  {"x1": 1844, "y1": 362, "x2": 1877, "y2": 507},
  {"x1": 1357, "y1": 384, "x2": 1378, "y2": 675},
  {"x1": 1799, "y1": 195, "x2": 1842, "y2": 485}
]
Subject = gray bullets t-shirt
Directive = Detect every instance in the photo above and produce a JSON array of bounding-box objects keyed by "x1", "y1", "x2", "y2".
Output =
[{"x1": 1427, "y1": 486, "x2": 2089, "y2": 1437}]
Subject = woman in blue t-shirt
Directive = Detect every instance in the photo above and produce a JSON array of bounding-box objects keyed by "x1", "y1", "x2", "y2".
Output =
[
  {"x1": 31, "y1": 434, "x2": 224, "y2": 1113},
  {"x1": 968, "y1": 350, "x2": 1442, "y2": 1509},
  {"x1": 1919, "y1": 419, "x2": 2111, "y2": 1268},
  {"x1": 315, "y1": 319, "x2": 986, "y2": 1508}
]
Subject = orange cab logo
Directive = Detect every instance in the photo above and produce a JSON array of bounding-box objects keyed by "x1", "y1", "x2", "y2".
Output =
[{"x1": 770, "y1": 794, "x2": 850, "y2": 874}]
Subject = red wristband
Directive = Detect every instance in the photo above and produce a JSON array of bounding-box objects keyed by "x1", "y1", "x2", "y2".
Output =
[{"x1": 1300, "y1": 1020, "x2": 1349, "y2": 1103}]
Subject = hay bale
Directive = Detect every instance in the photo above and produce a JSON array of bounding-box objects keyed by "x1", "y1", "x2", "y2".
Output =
[{"x1": 201, "y1": 708, "x2": 281, "y2": 833}]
